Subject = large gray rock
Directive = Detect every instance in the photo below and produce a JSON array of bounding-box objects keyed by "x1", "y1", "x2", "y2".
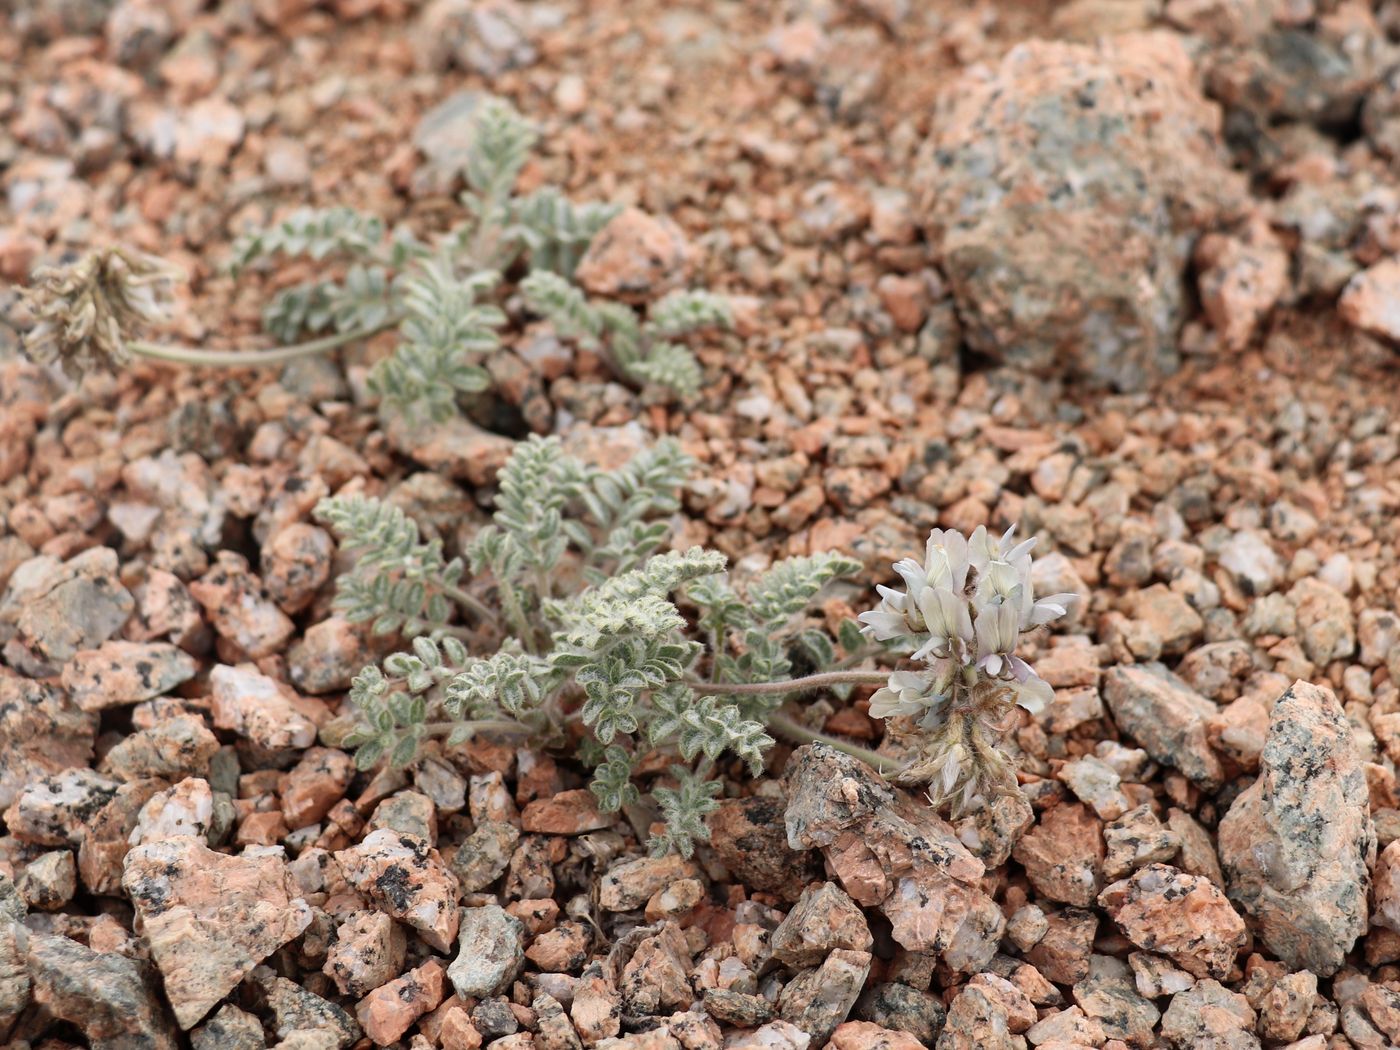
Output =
[
  {"x1": 919, "y1": 35, "x2": 1242, "y2": 391},
  {"x1": 1217, "y1": 681, "x2": 1375, "y2": 976}
]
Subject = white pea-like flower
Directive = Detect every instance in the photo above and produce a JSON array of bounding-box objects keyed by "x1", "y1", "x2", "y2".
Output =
[
  {"x1": 859, "y1": 522, "x2": 1076, "y2": 815},
  {"x1": 868, "y1": 669, "x2": 947, "y2": 721},
  {"x1": 913, "y1": 585, "x2": 974, "y2": 661}
]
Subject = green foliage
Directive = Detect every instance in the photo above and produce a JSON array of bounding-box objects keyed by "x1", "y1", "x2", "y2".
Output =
[
  {"x1": 687, "y1": 551, "x2": 862, "y2": 720},
  {"x1": 312, "y1": 495, "x2": 466, "y2": 636},
  {"x1": 649, "y1": 766, "x2": 723, "y2": 859},
  {"x1": 318, "y1": 437, "x2": 859, "y2": 857},
  {"x1": 519, "y1": 273, "x2": 732, "y2": 400},
  {"x1": 228, "y1": 94, "x2": 730, "y2": 423},
  {"x1": 511, "y1": 188, "x2": 620, "y2": 276},
  {"x1": 230, "y1": 206, "x2": 386, "y2": 275}
]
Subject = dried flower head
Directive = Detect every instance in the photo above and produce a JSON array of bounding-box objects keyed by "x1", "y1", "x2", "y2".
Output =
[
  {"x1": 859, "y1": 524, "x2": 1074, "y2": 815},
  {"x1": 17, "y1": 247, "x2": 182, "y2": 380}
]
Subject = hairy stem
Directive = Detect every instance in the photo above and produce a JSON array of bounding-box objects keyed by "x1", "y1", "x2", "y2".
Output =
[
  {"x1": 767, "y1": 710, "x2": 897, "y2": 775},
  {"x1": 129, "y1": 316, "x2": 398, "y2": 367},
  {"x1": 440, "y1": 581, "x2": 500, "y2": 628},
  {"x1": 421, "y1": 719, "x2": 531, "y2": 739},
  {"x1": 686, "y1": 669, "x2": 888, "y2": 696}
]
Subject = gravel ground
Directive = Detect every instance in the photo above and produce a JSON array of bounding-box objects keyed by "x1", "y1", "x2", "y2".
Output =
[{"x1": 7, "y1": 1, "x2": 1400, "y2": 1048}]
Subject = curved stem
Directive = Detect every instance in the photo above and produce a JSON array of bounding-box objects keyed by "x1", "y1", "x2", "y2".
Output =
[
  {"x1": 440, "y1": 582, "x2": 500, "y2": 628},
  {"x1": 686, "y1": 669, "x2": 889, "y2": 697},
  {"x1": 767, "y1": 710, "x2": 898, "y2": 775},
  {"x1": 128, "y1": 316, "x2": 399, "y2": 368},
  {"x1": 421, "y1": 719, "x2": 531, "y2": 739}
]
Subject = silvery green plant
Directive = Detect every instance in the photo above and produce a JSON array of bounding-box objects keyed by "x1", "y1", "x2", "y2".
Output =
[
  {"x1": 858, "y1": 526, "x2": 1074, "y2": 815},
  {"x1": 316, "y1": 435, "x2": 863, "y2": 857},
  {"x1": 16, "y1": 96, "x2": 729, "y2": 417}
]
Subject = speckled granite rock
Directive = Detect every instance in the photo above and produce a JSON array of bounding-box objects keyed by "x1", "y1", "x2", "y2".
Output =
[
  {"x1": 1218, "y1": 680, "x2": 1375, "y2": 976},
  {"x1": 784, "y1": 744, "x2": 1004, "y2": 972},
  {"x1": 336, "y1": 829, "x2": 461, "y2": 952},
  {"x1": 0, "y1": 676, "x2": 97, "y2": 811},
  {"x1": 448, "y1": 904, "x2": 524, "y2": 999},
  {"x1": 123, "y1": 837, "x2": 314, "y2": 1028},
  {"x1": 24, "y1": 928, "x2": 179, "y2": 1049},
  {"x1": 1104, "y1": 665, "x2": 1225, "y2": 790},
  {"x1": 920, "y1": 34, "x2": 1243, "y2": 391},
  {"x1": 1098, "y1": 863, "x2": 1246, "y2": 979}
]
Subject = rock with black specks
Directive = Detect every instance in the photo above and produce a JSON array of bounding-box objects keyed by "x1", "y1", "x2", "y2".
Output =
[{"x1": 1218, "y1": 680, "x2": 1374, "y2": 976}]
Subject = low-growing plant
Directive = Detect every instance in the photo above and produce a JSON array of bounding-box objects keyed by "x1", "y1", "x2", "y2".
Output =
[
  {"x1": 319, "y1": 432, "x2": 1074, "y2": 852},
  {"x1": 316, "y1": 435, "x2": 873, "y2": 857},
  {"x1": 858, "y1": 526, "x2": 1074, "y2": 814},
  {"x1": 16, "y1": 96, "x2": 731, "y2": 419}
]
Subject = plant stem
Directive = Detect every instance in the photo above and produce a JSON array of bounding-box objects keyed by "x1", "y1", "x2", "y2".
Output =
[
  {"x1": 767, "y1": 710, "x2": 897, "y2": 775},
  {"x1": 422, "y1": 719, "x2": 531, "y2": 739},
  {"x1": 128, "y1": 317, "x2": 398, "y2": 368},
  {"x1": 686, "y1": 669, "x2": 889, "y2": 696},
  {"x1": 440, "y1": 581, "x2": 500, "y2": 628}
]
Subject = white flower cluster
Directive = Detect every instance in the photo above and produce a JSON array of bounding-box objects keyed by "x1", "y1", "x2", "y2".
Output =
[{"x1": 859, "y1": 525, "x2": 1074, "y2": 727}]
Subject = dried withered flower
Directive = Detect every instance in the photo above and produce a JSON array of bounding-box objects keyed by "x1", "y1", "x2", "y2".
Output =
[
  {"x1": 17, "y1": 246, "x2": 182, "y2": 380},
  {"x1": 859, "y1": 525, "x2": 1075, "y2": 816}
]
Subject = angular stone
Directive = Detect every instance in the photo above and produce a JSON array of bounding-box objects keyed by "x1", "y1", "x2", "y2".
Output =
[
  {"x1": 1012, "y1": 803, "x2": 1103, "y2": 907},
  {"x1": 131, "y1": 777, "x2": 218, "y2": 846},
  {"x1": 521, "y1": 789, "x2": 610, "y2": 835},
  {"x1": 367, "y1": 790, "x2": 438, "y2": 843},
  {"x1": 919, "y1": 36, "x2": 1241, "y2": 391},
  {"x1": 448, "y1": 905, "x2": 524, "y2": 998},
  {"x1": 1072, "y1": 954, "x2": 1160, "y2": 1046},
  {"x1": 571, "y1": 963, "x2": 621, "y2": 1042},
  {"x1": 1341, "y1": 258, "x2": 1400, "y2": 343},
  {"x1": 191, "y1": 1004, "x2": 267, "y2": 1050},
  {"x1": 0, "y1": 677, "x2": 97, "y2": 810},
  {"x1": 80, "y1": 778, "x2": 166, "y2": 896},
  {"x1": 5, "y1": 768, "x2": 120, "y2": 846},
  {"x1": 854, "y1": 983, "x2": 945, "y2": 1047},
  {"x1": 937, "y1": 973, "x2": 1036, "y2": 1050},
  {"x1": 6, "y1": 547, "x2": 134, "y2": 669},
  {"x1": 1159, "y1": 979, "x2": 1256, "y2": 1049},
  {"x1": 708, "y1": 794, "x2": 822, "y2": 903},
  {"x1": 250, "y1": 965, "x2": 361, "y2": 1047},
  {"x1": 526, "y1": 918, "x2": 592, "y2": 973},
  {"x1": 1218, "y1": 681, "x2": 1375, "y2": 976},
  {"x1": 336, "y1": 829, "x2": 460, "y2": 952},
  {"x1": 620, "y1": 921, "x2": 693, "y2": 1016},
  {"x1": 281, "y1": 748, "x2": 355, "y2": 829},
  {"x1": 325, "y1": 911, "x2": 407, "y2": 998},
  {"x1": 100, "y1": 713, "x2": 219, "y2": 781},
  {"x1": 1103, "y1": 665, "x2": 1224, "y2": 789},
  {"x1": 19, "y1": 850, "x2": 76, "y2": 909},
  {"x1": 533, "y1": 991, "x2": 584, "y2": 1050},
  {"x1": 356, "y1": 957, "x2": 447, "y2": 1045},
  {"x1": 1098, "y1": 864, "x2": 1245, "y2": 979},
  {"x1": 784, "y1": 745, "x2": 1002, "y2": 971},
  {"x1": 770, "y1": 882, "x2": 872, "y2": 967},
  {"x1": 1103, "y1": 804, "x2": 1181, "y2": 880},
  {"x1": 62, "y1": 640, "x2": 198, "y2": 712},
  {"x1": 25, "y1": 929, "x2": 178, "y2": 1049},
  {"x1": 210, "y1": 664, "x2": 317, "y2": 750},
  {"x1": 575, "y1": 207, "x2": 693, "y2": 303},
  {"x1": 122, "y1": 837, "x2": 314, "y2": 1028},
  {"x1": 600, "y1": 854, "x2": 701, "y2": 912},
  {"x1": 1025, "y1": 909, "x2": 1098, "y2": 986},
  {"x1": 451, "y1": 820, "x2": 520, "y2": 893},
  {"x1": 777, "y1": 948, "x2": 871, "y2": 1046},
  {"x1": 190, "y1": 553, "x2": 295, "y2": 658}
]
